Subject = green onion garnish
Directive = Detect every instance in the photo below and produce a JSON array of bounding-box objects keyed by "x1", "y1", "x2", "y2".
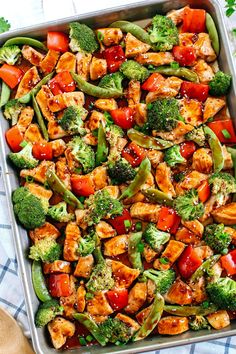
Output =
[
  {"x1": 222, "y1": 129, "x2": 231, "y2": 139},
  {"x1": 135, "y1": 222, "x2": 142, "y2": 231},
  {"x1": 137, "y1": 242, "x2": 144, "y2": 253},
  {"x1": 124, "y1": 219, "x2": 131, "y2": 228},
  {"x1": 159, "y1": 257, "x2": 169, "y2": 265},
  {"x1": 170, "y1": 61, "x2": 180, "y2": 69},
  {"x1": 86, "y1": 335, "x2": 94, "y2": 342},
  {"x1": 79, "y1": 337, "x2": 87, "y2": 346}
]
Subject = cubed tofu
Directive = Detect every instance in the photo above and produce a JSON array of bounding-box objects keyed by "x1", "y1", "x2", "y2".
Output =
[
  {"x1": 192, "y1": 148, "x2": 213, "y2": 174},
  {"x1": 90, "y1": 166, "x2": 108, "y2": 190},
  {"x1": 107, "y1": 259, "x2": 140, "y2": 288},
  {"x1": 48, "y1": 317, "x2": 75, "y2": 349},
  {"x1": 212, "y1": 202, "x2": 236, "y2": 225},
  {"x1": 20, "y1": 160, "x2": 55, "y2": 184},
  {"x1": 76, "y1": 284, "x2": 86, "y2": 313},
  {"x1": 76, "y1": 52, "x2": 92, "y2": 81},
  {"x1": 125, "y1": 282, "x2": 147, "y2": 314},
  {"x1": 40, "y1": 49, "x2": 60, "y2": 73},
  {"x1": 48, "y1": 92, "x2": 85, "y2": 112},
  {"x1": 125, "y1": 33, "x2": 151, "y2": 58},
  {"x1": 50, "y1": 139, "x2": 67, "y2": 157},
  {"x1": 29, "y1": 222, "x2": 60, "y2": 243},
  {"x1": 96, "y1": 28, "x2": 123, "y2": 46},
  {"x1": 64, "y1": 222, "x2": 81, "y2": 261},
  {"x1": 193, "y1": 59, "x2": 215, "y2": 84},
  {"x1": 207, "y1": 310, "x2": 230, "y2": 330},
  {"x1": 90, "y1": 57, "x2": 107, "y2": 80},
  {"x1": 17, "y1": 106, "x2": 34, "y2": 133},
  {"x1": 21, "y1": 45, "x2": 44, "y2": 66},
  {"x1": 24, "y1": 123, "x2": 44, "y2": 143},
  {"x1": 158, "y1": 316, "x2": 189, "y2": 335},
  {"x1": 203, "y1": 97, "x2": 225, "y2": 122},
  {"x1": 60, "y1": 276, "x2": 77, "y2": 318},
  {"x1": 94, "y1": 98, "x2": 118, "y2": 111},
  {"x1": 154, "y1": 240, "x2": 185, "y2": 270},
  {"x1": 134, "y1": 103, "x2": 147, "y2": 126},
  {"x1": 175, "y1": 170, "x2": 208, "y2": 196},
  {"x1": 87, "y1": 292, "x2": 113, "y2": 316},
  {"x1": 104, "y1": 234, "x2": 128, "y2": 256},
  {"x1": 95, "y1": 221, "x2": 116, "y2": 239},
  {"x1": 156, "y1": 121, "x2": 193, "y2": 143},
  {"x1": 74, "y1": 255, "x2": 94, "y2": 278},
  {"x1": 155, "y1": 162, "x2": 176, "y2": 198},
  {"x1": 179, "y1": 98, "x2": 203, "y2": 126},
  {"x1": 193, "y1": 33, "x2": 217, "y2": 62},
  {"x1": 135, "y1": 52, "x2": 174, "y2": 66},
  {"x1": 56, "y1": 52, "x2": 76, "y2": 72},
  {"x1": 130, "y1": 202, "x2": 161, "y2": 223},
  {"x1": 115, "y1": 313, "x2": 140, "y2": 334},
  {"x1": 87, "y1": 110, "x2": 106, "y2": 131},
  {"x1": 15, "y1": 66, "x2": 40, "y2": 98},
  {"x1": 43, "y1": 260, "x2": 71, "y2": 274},
  {"x1": 165, "y1": 279, "x2": 193, "y2": 305},
  {"x1": 56, "y1": 157, "x2": 71, "y2": 190},
  {"x1": 36, "y1": 85, "x2": 55, "y2": 121},
  {"x1": 48, "y1": 120, "x2": 67, "y2": 140}
]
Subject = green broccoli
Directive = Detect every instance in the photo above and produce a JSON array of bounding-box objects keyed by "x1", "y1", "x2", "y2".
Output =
[
  {"x1": 209, "y1": 71, "x2": 231, "y2": 96},
  {"x1": 29, "y1": 237, "x2": 62, "y2": 263},
  {"x1": 3, "y1": 99, "x2": 25, "y2": 125},
  {"x1": 35, "y1": 299, "x2": 64, "y2": 328},
  {"x1": 77, "y1": 235, "x2": 96, "y2": 256},
  {"x1": 106, "y1": 124, "x2": 125, "y2": 161},
  {"x1": 8, "y1": 142, "x2": 39, "y2": 169},
  {"x1": 69, "y1": 22, "x2": 99, "y2": 53},
  {"x1": 143, "y1": 269, "x2": 175, "y2": 294},
  {"x1": 209, "y1": 172, "x2": 236, "y2": 205},
  {"x1": 120, "y1": 60, "x2": 149, "y2": 82},
  {"x1": 86, "y1": 262, "x2": 115, "y2": 293},
  {"x1": 164, "y1": 145, "x2": 186, "y2": 167},
  {"x1": 0, "y1": 45, "x2": 21, "y2": 65},
  {"x1": 185, "y1": 126, "x2": 206, "y2": 147},
  {"x1": 204, "y1": 223, "x2": 231, "y2": 254},
  {"x1": 174, "y1": 188, "x2": 205, "y2": 221},
  {"x1": 99, "y1": 317, "x2": 132, "y2": 344},
  {"x1": 68, "y1": 136, "x2": 95, "y2": 173},
  {"x1": 12, "y1": 187, "x2": 46, "y2": 229},
  {"x1": 148, "y1": 15, "x2": 179, "y2": 51},
  {"x1": 143, "y1": 223, "x2": 170, "y2": 252},
  {"x1": 47, "y1": 202, "x2": 75, "y2": 222},
  {"x1": 207, "y1": 277, "x2": 236, "y2": 310},
  {"x1": 59, "y1": 105, "x2": 87, "y2": 135},
  {"x1": 107, "y1": 158, "x2": 136, "y2": 184},
  {"x1": 98, "y1": 72, "x2": 124, "y2": 95},
  {"x1": 189, "y1": 316, "x2": 210, "y2": 331}
]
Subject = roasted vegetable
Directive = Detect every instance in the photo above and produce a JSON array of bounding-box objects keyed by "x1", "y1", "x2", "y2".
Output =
[
  {"x1": 148, "y1": 15, "x2": 179, "y2": 51},
  {"x1": 174, "y1": 189, "x2": 204, "y2": 221},
  {"x1": 59, "y1": 105, "x2": 87, "y2": 135},
  {"x1": 107, "y1": 158, "x2": 136, "y2": 184},
  {"x1": 120, "y1": 60, "x2": 149, "y2": 81},
  {"x1": 47, "y1": 202, "x2": 74, "y2": 222},
  {"x1": 204, "y1": 224, "x2": 231, "y2": 255},
  {"x1": 209, "y1": 71, "x2": 231, "y2": 96},
  {"x1": 185, "y1": 126, "x2": 206, "y2": 147},
  {"x1": 69, "y1": 22, "x2": 99, "y2": 53},
  {"x1": 35, "y1": 300, "x2": 64, "y2": 327},
  {"x1": 143, "y1": 269, "x2": 175, "y2": 294},
  {"x1": 29, "y1": 237, "x2": 62, "y2": 263},
  {"x1": 164, "y1": 145, "x2": 186, "y2": 167},
  {"x1": 143, "y1": 223, "x2": 170, "y2": 252},
  {"x1": 69, "y1": 136, "x2": 95, "y2": 173},
  {"x1": 0, "y1": 45, "x2": 21, "y2": 65},
  {"x1": 9, "y1": 142, "x2": 39, "y2": 169},
  {"x1": 207, "y1": 277, "x2": 236, "y2": 310}
]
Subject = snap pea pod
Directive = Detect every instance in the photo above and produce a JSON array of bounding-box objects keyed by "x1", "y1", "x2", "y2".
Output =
[
  {"x1": 71, "y1": 72, "x2": 123, "y2": 98},
  {"x1": 109, "y1": 20, "x2": 152, "y2": 47},
  {"x1": 152, "y1": 66, "x2": 199, "y2": 82},
  {"x1": 73, "y1": 313, "x2": 107, "y2": 346},
  {"x1": 32, "y1": 260, "x2": 52, "y2": 302},
  {"x1": 206, "y1": 13, "x2": 220, "y2": 56},
  {"x1": 128, "y1": 232, "x2": 143, "y2": 271},
  {"x1": 133, "y1": 293, "x2": 164, "y2": 341},
  {"x1": 204, "y1": 126, "x2": 224, "y2": 173},
  {"x1": 32, "y1": 94, "x2": 48, "y2": 141},
  {"x1": 0, "y1": 81, "x2": 11, "y2": 107},
  {"x1": 96, "y1": 123, "x2": 108, "y2": 166},
  {"x1": 46, "y1": 169, "x2": 84, "y2": 209},
  {"x1": 227, "y1": 147, "x2": 236, "y2": 201},
  {"x1": 190, "y1": 255, "x2": 221, "y2": 284},
  {"x1": 164, "y1": 304, "x2": 218, "y2": 317},
  {"x1": 127, "y1": 129, "x2": 174, "y2": 150},
  {"x1": 142, "y1": 188, "x2": 174, "y2": 206},
  {"x1": 3, "y1": 37, "x2": 47, "y2": 51},
  {"x1": 119, "y1": 157, "x2": 151, "y2": 200}
]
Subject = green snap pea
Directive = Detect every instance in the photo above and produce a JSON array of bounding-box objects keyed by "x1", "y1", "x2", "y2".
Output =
[
  {"x1": 73, "y1": 313, "x2": 107, "y2": 346},
  {"x1": 204, "y1": 126, "x2": 224, "y2": 173},
  {"x1": 0, "y1": 81, "x2": 11, "y2": 107},
  {"x1": 127, "y1": 129, "x2": 174, "y2": 150},
  {"x1": 3, "y1": 37, "x2": 47, "y2": 51},
  {"x1": 142, "y1": 188, "x2": 174, "y2": 206},
  {"x1": 96, "y1": 123, "x2": 108, "y2": 166},
  {"x1": 109, "y1": 20, "x2": 152, "y2": 46},
  {"x1": 206, "y1": 13, "x2": 220, "y2": 56},
  {"x1": 32, "y1": 260, "x2": 52, "y2": 302},
  {"x1": 164, "y1": 304, "x2": 218, "y2": 317},
  {"x1": 152, "y1": 66, "x2": 199, "y2": 82},
  {"x1": 32, "y1": 94, "x2": 48, "y2": 141},
  {"x1": 227, "y1": 147, "x2": 236, "y2": 201},
  {"x1": 128, "y1": 232, "x2": 143, "y2": 271},
  {"x1": 190, "y1": 255, "x2": 221, "y2": 284}
]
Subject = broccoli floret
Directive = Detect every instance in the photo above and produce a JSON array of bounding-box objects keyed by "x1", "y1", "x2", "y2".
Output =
[
  {"x1": 9, "y1": 142, "x2": 39, "y2": 169},
  {"x1": 12, "y1": 187, "x2": 46, "y2": 229},
  {"x1": 106, "y1": 124, "x2": 125, "y2": 161},
  {"x1": 86, "y1": 262, "x2": 115, "y2": 293},
  {"x1": 59, "y1": 105, "x2": 87, "y2": 135},
  {"x1": 174, "y1": 188, "x2": 204, "y2": 221},
  {"x1": 204, "y1": 223, "x2": 231, "y2": 254},
  {"x1": 35, "y1": 299, "x2": 64, "y2": 328},
  {"x1": 69, "y1": 136, "x2": 95, "y2": 174},
  {"x1": 107, "y1": 158, "x2": 136, "y2": 184},
  {"x1": 164, "y1": 145, "x2": 186, "y2": 167},
  {"x1": 207, "y1": 277, "x2": 236, "y2": 310},
  {"x1": 0, "y1": 45, "x2": 21, "y2": 65},
  {"x1": 185, "y1": 126, "x2": 206, "y2": 147},
  {"x1": 3, "y1": 99, "x2": 25, "y2": 125},
  {"x1": 209, "y1": 71, "x2": 231, "y2": 96},
  {"x1": 143, "y1": 269, "x2": 175, "y2": 294},
  {"x1": 99, "y1": 317, "x2": 132, "y2": 344},
  {"x1": 47, "y1": 202, "x2": 74, "y2": 223},
  {"x1": 120, "y1": 60, "x2": 149, "y2": 82},
  {"x1": 147, "y1": 99, "x2": 182, "y2": 132},
  {"x1": 148, "y1": 15, "x2": 179, "y2": 51},
  {"x1": 29, "y1": 237, "x2": 62, "y2": 263},
  {"x1": 77, "y1": 235, "x2": 96, "y2": 256},
  {"x1": 143, "y1": 223, "x2": 170, "y2": 252},
  {"x1": 98, "y1": 72, "x2": 124, "y2": 95},
  {"x1": 189, "y1": 316, "x2": 210, "y2": 331},
  {"x1": 69, "y1": 22, "x2": 99, "y2": 53},
  {"x1": 209, "y1": 172, "x2": 236, "y2": 205}
]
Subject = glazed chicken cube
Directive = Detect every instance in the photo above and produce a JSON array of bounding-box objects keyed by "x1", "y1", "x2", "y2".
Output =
[
  {"x1": 74, "y1": 255, "x2": 94, "y2": 278},
  {"x1": 87, "y1": 292, "x2": 113, "y2": 316},
  {"x1": 146, "y1": 77, "x2": 182, "y2": 102},
  {"x1": 47, "y1": 92, "x2": 85, "y2": 112},
  {"x1": 96, "y1": 28, "x2": 123, "y2": 46},
  {"x1": 193, "y1": 33, "x2": 217, "y2": 62},
  {"x1": 135, "y1": 52, "x2": 174, "y2": 66},
  {"x1": 155, "y1": 162, "x2": 176, "y2": 198},
  {"x1": 76, "y1": 52, "x2": 92, "y2": 81},
  {"x1": 154, "y1": 240, "x2": 185, "y2": 270},
  {"x1": 15, "y1": 66, "x2": 40, "y2": 98},
  {"x1": 125, "y1": 33, "x2": 151, "y2": 58},
  {"x1": 207, "y1": 310, "x2": 230, "y2": 330},
  {"x1": 56, "y1": 52, "x2": 76, "y2": 72},
  {"x1": 158, "y1": 316, "x2": 189, "y2": 335},
  {"x1": 43, "y1": 260, "x2": 71, "y2": 274},
  {"x1": 20, "y1": 160, "x2": 55, "y2": 184},
  {"x1": 63, "y1": 222, "x2": 81, "y2": 261},
  {"x1": 203, "y1": 97, "x2": 225, "y2": 122},
  {"x1": 48, "y1": 317, "x2": 75, "y2": 349},
  {"x1": 29, "y1": 222, "x2": 60, "y2": 243},
  {"x1": 76, "y1": 284, "x2": 86, "y2": 313},
  {"x1": 106, "y1": 259, "x2": 140, "y2": 288},
  {"x1": 165, "y1": 279, "x2": 193, "y2": 305},
  {"x1": 212, "y1": 202, "x2": 236, "y2": 225},
  {"x1": 48, "y1": 120, "x2": 67, "y2": 140},
  {"x1": 36, "y1": 85, "x2": 55, "y2": 121},
  {"x1": 40, "y1": 49, "x2": 60, "y2": 73},
  {"x1": 126, "y1": 80, "x2": 141, "y2": 107},
  {"x1": 103, "y1": 234, "x2": 129, "y2": 256},
  {"x1": 134, "y1": 103, "x2": 147, "y2": 126},
  {"x1": 87, "y1": 110, "x2": 106, "y2": 131},
  {"x1": 192, "y1": 148, "x2": 213, "y2": 174},
  {"x1": 94, "y1": 98, "x2": 118, "y2": 111},
  {"x1": 156, "y1": 121, "x2": 193, "y2": 143},
  {"x1": 90, "y1": 57, "x2": 107, "y2": 80},
  {"x1": 193, "y1": 59, "x2": 215, "y2": 84},
  {"x1": 50, "y1": 139, "x2": 67, "y2": 157},
  {"x1": 125, "y1": 282, "x2": 147, "y2": 314},
  {"x1": 21, "y1": 45, "x2": 44, "y2": 66},
  {"x1": 17, "y1": 106, "x2": 34, "y2": 133},
  {"x1": 115, "y1": 313, "x2": 140, "y2": 334},
  {"x1": 130, "y1": 202, "x2": 161, "y2": 223},
  {"x1": 179, "y1": 98, "x2": 203, "y2": 126},
  {"x1": 56, "y1": 157, "x2": 72, "y2": 190},
  {"x1": 60, "y1": 276, "x2": 77, "y2": 318},
  {"x1": 24, "y1": 123, "x2": 44, "y2": 143},
  {"x1": 95, "y1": 221, "x2": 116, "y2": 239}
]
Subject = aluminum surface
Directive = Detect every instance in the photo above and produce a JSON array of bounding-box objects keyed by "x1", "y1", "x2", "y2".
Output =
[{"x1": 0, "y1": 1, "x2": 235, "y2": 353}]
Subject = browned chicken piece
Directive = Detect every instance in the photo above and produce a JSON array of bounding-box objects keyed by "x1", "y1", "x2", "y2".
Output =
[
  {"x1": 36, "y1": 85, "x2": 55, "y2": 121},
  {"x1": 24, "y1": 182, "x2": 53, "y2": 201},
  {"x1": 96, "y1": 28, "x2": 123, "y2": 46},
  {"x1": 193, "y1": 59, "x2": 215, "y2": 84},
  {"x1": 115, "y1": 313, "x2": 140, "y2": 334},
  {"x1": 107, "y1": 259, "x2": 140, "y2": 288},
  {"x1": 175, "y1": 227, "x2": 201, "y2": 245},
  {"x1": 181, "y1": 219, "x2": 204, "y2": 238},
  {"x1": 29, "y1": 222, "x2": 60, "y2": 243},
  {"x1": 24, "y1": 123, "x2": 44, "y2": 143},
  {"x1": 212, "y1": 203, "x2": 236, "y2": 225},
  {"x1": 96, "y1": 221, "x2": 116, "y2": 239},
  {"x1": 103, "y1": 186, "x2": 120, "y2": 199},
  {"x1": 50, "y1": 139, "x2": 67, "y2": 157},
  {"x1": 87, "y1": 110, "x2": 106, "y2": 131},
  {"x1": 165, "y1": 279, "x2": 193, "y2": 305},
  {"x1": 146, "y1": 77, "x2": 182, "y2": 102},
  {"x1": 146, "y1": 150, "x2": 163, "y2": 168},
  {"x1": 75, "y1": 209, "x2": 89, "y2": 230},
  {"x1": 126, "y1": 80, "x2": 141, "y2": 107},
  {"x1": 125, "y1": 282, "x2": 147, "y2": 314},
  {"x1": 87, "y1": 292, "x2": 113, "y2": 316},
  {"x1": 82, "y1": 133, "x2": 98, "y2": 146},
  {"x1": 147, "y1": 279, "x2": 156, "y2": 304},
  {"x1": 125, "y1": 33, "x2": 151, "y2": 58},
  {"x1": 64, "y1": 222, "x2": 81, "y2": 261},
  {"x1": 17, "y1": 106, "x2": 34, "y2": 133},
  {"x1": 130, "y1": 202, "x2": 161, "y2": 223},
  {"x1": 136, "y1": 52, "x2": 174, "y2": 66},
  {"x1": 179, "y1": 98, "x2": 203, "y2": 126},
  {"x1": 56, "y1": 157, "x2": 71, "y2": 190},
  {"x1": 203, "y1": 97, "x2": 225, "y2": 122},
  {"x1": 48, "y1": 92, "x2": 85, "y2": 112},
  {"x1": 15, "y1": 66, "x2": 40, "y2": 98},
  {"x1": 91, "y1": 315, "x2": 108, "y2": 324},
  {"x1": 109, "y1": 137, "x2": 128, "y2": 161},
  {"x1": 166, "y1": 6, "x2": 187, "y2": 24},
  {"x1": 21, "y1": 45, "x2": 44, "y2": 66},
  {"x1": 190, "y1": 276, "x2": 207, "y2": 303},
  {"x1": 76, "y1": 284, "x2": 86, "y2": 313},
  {"x1": 76, "y1": 52, "x2": 92, "y2": 81},
  {"x1": 225, "y1": 226, "x2": 236, "y2": 245},
  {"x1": 43, "y1": 260, "x2": 71, "y2": 274},
  {"x1": 56, "y1": 52, "x2": 76, "y2": 72},
  {"x1": 193, "y1": 33, "x2": 217, "y2": 62},
  {"x1": 48, "y1": 317, "x2": 75, "y2": 350},
  {"x1": 60, "y1": 276, "x2": 77, "y2": 318},
  {"x1": 199, "y1": 195, "x2": 222, "y2": 223},
  {"x1": 175, "y1": 170, "x2": 208, "y2": 195},
  {"x1": 155, "y1": 162, "x2": 176, "y2": 198},
  {"x1": 136, "y1": 305, "x2": 151, "y2": 325},
  {"x1": 123, "y1": 191, "x2": 145, "y2": 205},
  {"x1": 94, "y1": 98, "x2": 118, "y2": 111},
  {"x1": 143, "y1": 244, "x2": 158, "y2": 263},
  {"x1": 90, "y1": 57, "x2": 107, "y2": 80},
  {"x1": 211, "y1": 262, "x2": 223, "y2": 279},
  {"x1": 153, "y1": 240, "x2": 185, "y2": 270},
  {"x1": 40, "y1": 49, "x2": 60, "y2": 73},
  {"x1": 207, "y1": 310, "x2": 230, "y2": 330},
  {"x1": 158, "y1": 316, "x2": 189, "y2": 335},
  {"x1": 134, "y1": 103, "x2": 147, "y2": 126},
  {"x1": 48, "y1": 121, "x2": 67, "y2": 140},
  {"x1": 156, "y1": 121, "x2": 193, "y2": 143},
  {"x1": 74, "y1": 255, "x2": 94, "y2": 278},
  {"x1": 104, "y1": 235, "x2": 129, "y2": 256},
  {"x1": 222, "y1": 145, "x2": 233, "y2": 170},
  {"x1": 194, "y1": 246, "x2": 213, "y2": 260},
  {"x1": 20, "y1": 160, "x2": 55, "y2": 184},
  {"x1": 178, "y1": 32, "x2": 195, "y2": 46},
  {"x1": 192, "y1": 148, "x2": 213, "y2": 174},
  {"x1": 90, "y1": 166, "x2": 109, "y2": 190}
]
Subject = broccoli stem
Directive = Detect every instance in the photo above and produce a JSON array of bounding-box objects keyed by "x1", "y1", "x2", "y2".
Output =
[
  {"x1": 119, "y1": 157, "x2": 151, "y2": 200},
  {"x1": 32, "y1": 260, "x2": 52, "y2": 302},
  {"x1": 96, "y1": 123, "x2": 108, "y2": 166},
  {"x1": 93, "y1": 234, "x2": 104, "y2": 264},
  {"x1": 133, "y1": 292, "x2": 164, "y2": 341},
  {"x1": 164, "y1": 304, "x2": 218, "y2": 317},
  {"x1": 46, "y1": 169, "x2": 83, "y2": 209},
  {"x1": 128, "y1": 232, "x2": 143, "y2": 271},
  {"x1": 142, "y1": 188, "x2": 173, "y2": 206},
  {"x1": 204, "y1": 126, "x2": 224, "y2": 173},
  {"x1": 151, "y1": 66, "x2": 199, "y2": 82},
  {"x1": 32, "y1": 94, "x2": 49, "y2": 141},
  {"x1": 127, "y1": 129, "x2": 174, "y2": 150},
  {"x1": 0, "y1": 81, "x2": 10, "y2": 107},
  {"x1": 227, "y1": 147, "x2": 236, "y2": 202},
  {"x1": 206, "y1": 13, "x2": 219, "y2": 56},
  {"x1": 190, "y1": 255, "x2": 221, "y2": 284},
  {"x1": 3, "y1": 36, "x2": 47, "y2": 51}
]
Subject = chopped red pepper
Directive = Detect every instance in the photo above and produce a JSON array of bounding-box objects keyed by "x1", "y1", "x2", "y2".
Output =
[
  {"x1": 0, "y1": 64, "x2": 23, "y2": 89},
  {"x1": 122, "y1": 142, "x2": 145, "y2": 167},
  {"x1": 49, "y1": 274, "x2": 71, "y2": 297},
  {"x1": 32, "y1": 142, "x2": 53, "y2": 161},
  {"x1": 5, "y1": 125, "x2": 24, "y2": 153},
  {"x1": 221, "y1": 250, "x2": 236, "y2": 276},
  {"x1": 157, "y1": 206, "x2": 181, "y2": 234},
  {"x1": 197, "y1": 180, "x2": 211, "y2": 203},
  {"x1": 71, "y1": 175, "x2": 95, "y2": 197},
  {"x1": 106, "y1": 289, "x2": 128, "y2": 311},
  {"x1": 182, "y1": 7, "x2": 206, "y2": 33},
  {"x1": 48, "y1": 71, "x2": 76, "y2": 95},
  {"x1": 180, "y1": 141, "x2": 196, "y2": 159},
  {"x1": 104, "y1": 45, "x2": 125, "y2": 73},
  {"x1": 110, "y1": 107, "x2": 134, "y2": 129},
  {"x1": 180, "y1": 81, "x2": 209, "y2": 102},
  {"x1": 207, "y1": 120, "x2": 236, "y2": 144},
  {"x1": 177, "y1": 245, "x2": 202, "y2": 278},
  {"x1": 108, "y1": 208, "x2": 132, "y2": 235},
  {"x1": 141, "y1": 73, "x2": 165, "y2": 92},
  {"x1": 47, "y1": 31, "x2": 69, "y2": 52},
  {"x1": 173, "y1": 46, "x2": 197, "y2": 67}
]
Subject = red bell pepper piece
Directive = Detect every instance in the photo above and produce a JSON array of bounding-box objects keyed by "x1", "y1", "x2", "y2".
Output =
[
  {"x1": 48, "y1": 71, "x2": 76, "y2": 95},
  {"x1": 180, "y1": 81, "x2": 209, "y2": 102},
  {"x1": 0, "y1": 64, "x2": 23, "y2": 89},
  {"x1": 106, "y1": 289, "x2": 128, "y2": 311},
  {"x1": 108, "y1": 208, "x2": 133, "y2": 235},
  {"x1": 104, "y1": 45, "x2": 125, "y2": 73},
  {"x1": 182, "y1": 7, "x2": 206, "y2": 33},
  {"x1": 180, "y1": 141, "x2": 196, "y2": 159},
  {"x1": 197, "y1": 180, "x2": 211, "y2": 203},
  {"x1": 221, "y1": 250, "x2": 236, "y2": 276},
  {"x1": 157, "y1": 206, "x2": 181, "y2": 234},
  {"x1": 71, "y1": 175, "x2": 95, "y2": 197},
  {"x1": 47, "y1": 31, "x2": 69, "y2": 52},
  {"x1": 173, "y1": 46, "x2": 197, "y2": 67},
  {"x1": 207, "y1": 120, "x2": 236, "y2": 144},
  {"x1": 5, "y1": 125, "x2": 24, "y2": 152},
  {"x1": 141, "y1": 73, "x2": 165, "y2": 92},
  {"x1": 110, "y1": 107, "x2": 134, "y2": 129},
  {"x1": 177, "y1": 245, "x2": 202, "y2": 278},
  {"x1": 49, "y1": 274, "x2": 71, "y2": 297},
  {"x1": 122, "y1": 142, "x2": 145, "y2": 167},
  {"x1": 32, "y1": 142, "x2": 53, "y2": 161}
]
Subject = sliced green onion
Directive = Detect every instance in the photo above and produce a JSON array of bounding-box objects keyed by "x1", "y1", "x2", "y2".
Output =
[
  {"x1": 135, "y1": 221, "x2": 142, "y2": 231},
  {"x1": 222, "y1": 129, "x2": 231, "y2": 139},
  {"x1": 202, "y1": 300, "x2": 210, "y2": 309},
  {"x1": 78, "y1": 196, "x2": 86, "y2": 203},
  {"x1": 20, "y1": 140, "x2": 28, "y2": 148},
  {"x1": 159, "y1": 257, "x2": 169, "y2": 265},
  {"x1": 137, "y1": 242, "x2": 145, "y2": 253},
  {"x1": 85, "y1": 292, "x2": 94, "y2": 300},
  {"x1": 124, "y1": 219, "x2": 132, "y2": 228},
  {"x1": 170, "y1": 61, "x2": 179, "y2": 69},
  {"x1": 79, "y1": 337, "x2": 87, "y2": 346},
  {"x1": 86, "y1": 335, "x2": 94, "y2": 342},
  {"x1": 97, "y1": 31, "x2": 104, "y2": 41}
]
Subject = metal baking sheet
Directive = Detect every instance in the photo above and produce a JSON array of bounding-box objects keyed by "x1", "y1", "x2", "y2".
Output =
[{"x1": 0, "y1": 1, "x2": 236, "y2": 353}]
